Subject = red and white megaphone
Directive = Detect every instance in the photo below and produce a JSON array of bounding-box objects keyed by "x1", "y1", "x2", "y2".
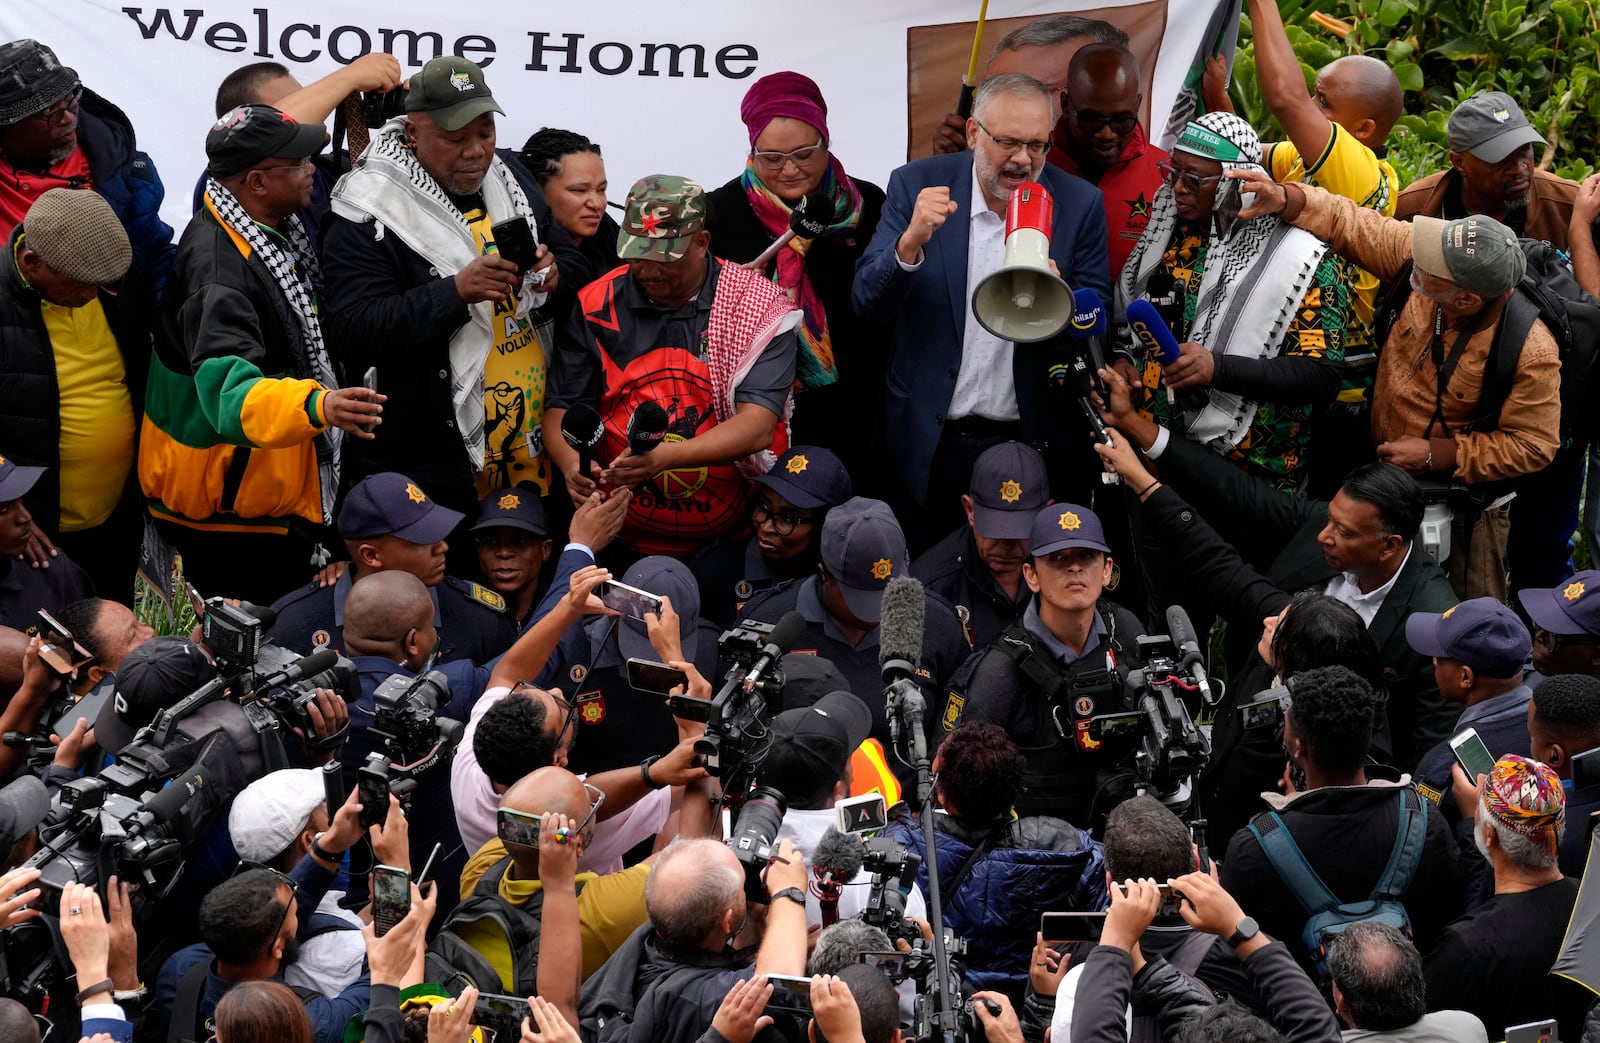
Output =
[{"x1": 971, "y1": 182, "x2": 1076, "y2": 343}]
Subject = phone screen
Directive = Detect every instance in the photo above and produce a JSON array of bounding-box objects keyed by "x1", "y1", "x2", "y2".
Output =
[
  {"x1": 836, "y1": 793, "x2": 889, "y2": 835},
  {"x1": 471, "y1": 992, "x2": 530, "y2": 1042},
  {"x1": 498, "y1": 808, "x2": 543, "y2": 848},
  {"x1": 858, "y1": 951, "x2": 907, "y2": 981},
  {"x1": 764, "y1": 973, "x2": 813, "y2": 1012},
  {"x1": 627, "y1": 657, "x2": 688, "y2": 695},
  {"x1": 600, "y1": 581, "x2": 663, "y2": 621},
  {"x1": 1238, "y1": 695, "x2": 1286, "y2": 732},
  {"x1": 358, "y1": 769, "x2": 390, "y2": 830},
  {"x1": 1040, "y1": 911, "x2": 1107, "y2": 943},
  {"x1": 1450, "y1": 728, "x2": 1497, "y2": 781},
  {"x1": 371, "y1": 865, "x2": 410, "y2": 936},
  {"x1": 666, "y1": 694, "x2": 715, "y2": 723}
]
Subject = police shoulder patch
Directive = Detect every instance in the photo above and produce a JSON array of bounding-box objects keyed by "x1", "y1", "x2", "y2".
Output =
[
  {"x1": 576, "y1": 690, "x2": 606, "y2": 725},
  {"x1": 1415, "y1": 783, "x2": 1443, "y2": 805},
  {"x1": 942, "y1": 693, "x2": 965, "y2": 732},
  {"x1": 466, "y1": 582, "x2": 507, "y2": 612}
]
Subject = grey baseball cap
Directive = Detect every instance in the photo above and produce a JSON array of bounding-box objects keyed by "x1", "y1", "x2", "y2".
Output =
[
  {"x1": 1447, "y1": 91, "x2": 1545, "y2": 163},
  {"x1": 820, "y1": 497, "x2": 907, "y2": 625},
  {"x1": 1412, "y1": 213, "x2": 1526, "y2": 297}
]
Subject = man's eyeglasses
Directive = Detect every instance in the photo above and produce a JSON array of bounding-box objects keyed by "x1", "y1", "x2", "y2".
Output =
[
  {"x1": 1535, "y1": 627, "x2": 1597, "y2": 653},
  {"x1": 512, "y1": 681, "x2": 579, "y2": 752},
  {"x1": 751, "y1": 139, "x2": 826, "y2": 171},
  {"x1": 232, "y1": 860, "x2": 298, "y2": 940},
  {"x1": 1069, "y1": 99, "x2": 1139, "y2": 135},
  {"x1": 255, "y1": 156, "x2": 313, "y2": 174},
  {"x1": 20, "y1": 87, "x2": 81, "y2": 128},
  {"x1": 1157, "y1": 160, "x2": 1225, "y2": 191},
  {"x1": 751, "y1": 498, "x2": 816, "y2": 536},
  {"x1": 975, "y1": 120, "x2": 1050, "y2": 158}
]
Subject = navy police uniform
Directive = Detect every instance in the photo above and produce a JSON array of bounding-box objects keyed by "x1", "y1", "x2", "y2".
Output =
[
  {"x1": 268, "y1": 571, "x2": 516, "y2": 664},
  {"x1": 911, "y1": 526, "x2": 1029, "y2": 650},
  {"x1": 0, "y1": 458, "x2": 95, "y2": 630}
]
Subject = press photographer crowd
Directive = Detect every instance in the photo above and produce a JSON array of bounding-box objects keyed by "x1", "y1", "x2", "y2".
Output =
[{"x1": 9, "y1": 2, "x2": 1600, "y2": 1041}]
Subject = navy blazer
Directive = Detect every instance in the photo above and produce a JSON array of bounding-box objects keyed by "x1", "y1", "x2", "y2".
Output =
[{"x1": 852, "y1": 151, "x2": 1110, "y2": 501}]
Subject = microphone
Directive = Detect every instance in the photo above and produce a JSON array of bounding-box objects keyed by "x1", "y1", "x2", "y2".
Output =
[
  {"x1": 141, "y1": 767, "x2": 208, "y2": 831},
  {"x1": 627, "y1": 401, "x2": 670, "y2": 456},
  {"x1": 878, "y1": 576, "x2": 925, "y2": 687},
  {"x1": 731, "y1": 611, "x2": 806, "y2": 696},
  {"x1": 1164, "y1": 605, "x2": 1215, "y2": 706},
  {"x1": 1065, "y1": 288, "x2": 1120, "y2": 484},
  {"x1": 560, "y1": 403, "x2": 605, "y2": 477},
  {"x1": 1126, "y1": 297, "x2": 1183, "y2": 405},
  {"x1": 811, "y1": 827, "x2": 868, "y2": 927},
  {"x1": 744, "y1": 192, "x2": 838, "y2": 271},
  {"x1": 257, "y1": 649, "x2": 337, "y2": 688}
]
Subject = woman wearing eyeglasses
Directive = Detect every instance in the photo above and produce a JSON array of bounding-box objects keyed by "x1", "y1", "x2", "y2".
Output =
[{"x1": 705, "y1": 71, "x2": 887, "y2": 482}]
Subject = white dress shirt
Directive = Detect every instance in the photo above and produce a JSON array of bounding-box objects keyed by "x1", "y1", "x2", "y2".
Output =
[{"x1": 1324, "y1": 544, "x2": 1412, "y2": 626}]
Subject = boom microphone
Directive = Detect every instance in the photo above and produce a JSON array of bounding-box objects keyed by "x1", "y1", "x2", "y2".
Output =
[
  {"x1": 878, "y1": 576, "x2": 925, "y2": 687},
  {"x1": 258, "y1": 649, "x2": 338, "y2": 688},
  {"x1": 560, "y1": 403, "x2": 605, "y2": 476},
  {"x1": 722, "y1": 611, "x2": 806, "y2": 704},
  {"x1": 1164, "y1": 605, "x2": 1214, "y2": 706},
  {"x1": 744, "y1": 192, "x2": 838, "y2": 271},
  {"x1": 811, "y1": 826, "x2": 868, "y2": 926},
  {"x1": 627, "y1": 401, "x2": 671, "y2": 455}
]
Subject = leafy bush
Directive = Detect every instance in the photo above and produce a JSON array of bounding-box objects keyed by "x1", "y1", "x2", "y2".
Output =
[{"x1": 1225, "y1": 0, "x2": 1600, "y2": 187}]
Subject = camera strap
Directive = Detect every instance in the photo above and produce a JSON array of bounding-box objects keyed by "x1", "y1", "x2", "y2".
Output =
[{"x1": 934, "y1": 823, "x2": 1009, "y2": 911}]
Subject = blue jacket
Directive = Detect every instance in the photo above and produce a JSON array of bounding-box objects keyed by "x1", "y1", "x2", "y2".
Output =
[
  {"x1": 883, "y1": 812, "x2": 1107, "y2": 1000},
  {"x1": 851, "y1": 151, "x2": 1110, "y2": 501},
  {"x1": 78, "y1": 89, "x2": 175, "y2": 295}
]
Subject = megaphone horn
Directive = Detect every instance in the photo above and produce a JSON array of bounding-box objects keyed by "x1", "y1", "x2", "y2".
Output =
[{"x1": 971, "y1": 182, "x2": 1075, "y2": 343}]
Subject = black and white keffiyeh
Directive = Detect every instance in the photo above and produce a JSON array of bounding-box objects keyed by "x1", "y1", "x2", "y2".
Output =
[
  {"x1": 205, "y1": 177, "x2": 341, "y2": 523},
  {"x1": 329, "y1": 117, "x2": 543, "y2": 470},
  {"x1": 1117, "y1": 111, "x2": 1330, "y2": 452}
]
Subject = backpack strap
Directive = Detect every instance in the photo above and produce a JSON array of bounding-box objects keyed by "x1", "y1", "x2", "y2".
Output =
[
  {"x1": 1246, "y1": 811, "x2": 1340, "y2": 916},
  {"x1": 169, "y1": 960, "x2": 212, "y2": 1043},
  {"x1": 1168, "y1": 929, "x2": 1218, "y2": 982},
  {"x1": 1471, "y1": 282, "x2": 1538, "y2": 434},
  {"x1": 1371, "y1": 788, "x2": 1430, "y2": 900},
  {"x1": 1373, "y1": 259, "x2": 1415, "y2": 349}
]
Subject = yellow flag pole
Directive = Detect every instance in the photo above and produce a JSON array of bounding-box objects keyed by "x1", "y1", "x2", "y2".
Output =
[{"x1": 955, "y1": 0, "x2": 992, "y2": 119}]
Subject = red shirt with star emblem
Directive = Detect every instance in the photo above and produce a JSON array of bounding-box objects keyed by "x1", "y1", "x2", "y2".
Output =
[
  {"x1": 1048, "y1": 122, "x2": 1167, "y2": 284},
  {"x1": 0, "y1": 146, "x2": 94, "y2": 238}
]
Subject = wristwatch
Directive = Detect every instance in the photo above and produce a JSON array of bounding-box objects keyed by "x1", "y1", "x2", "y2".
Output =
[
  {"x1": 771, "y1": 887, "x2": 807, "y2": 907},
  {"x1": 639, "y1": 754, "x2": 667, "y2": 790},
  {"x1": 311, "y1": 831, "x2": 342, "y2": 863},
  {"x1": 1228, "y1": 916, "x2": 1260, "y2": 948}
]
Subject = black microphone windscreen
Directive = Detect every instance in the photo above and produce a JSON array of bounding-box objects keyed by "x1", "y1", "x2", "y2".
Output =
[
  {"x1": 768, "y1": 611, "x2": 808, "y2": 655},
  {"x1": 1164, "y1": 605, "x2": 1202, "y2": 656},
  {"x1": 813, "y1": 826, "x2": 868, "y2": 879},
  {"x1": 237, "y1": 602, "x2": 278, "y2": 629},
  {"x1": 560, "y1": 403, "x2": 604, "y2": 451},
  {"x1": 627, "y1": 401, "x2": 671, "y2": 454},
  {"x1": 878, "y1": 576, "x2": 925, "y2": 671},
  {"x1": 791, "y1": 192, "x2": 837, "y2": 239},
  {"x1": 143, "y1": 769, "x2": 205, "y2": 829}
]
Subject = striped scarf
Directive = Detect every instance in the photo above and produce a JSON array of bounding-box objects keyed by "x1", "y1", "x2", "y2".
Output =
[
  {"x1": 741, "y1": 155, "x2": 863, "y2": 389},
  {"x1": 204, "y1": 178, "x2": 340, "y2": 523}
]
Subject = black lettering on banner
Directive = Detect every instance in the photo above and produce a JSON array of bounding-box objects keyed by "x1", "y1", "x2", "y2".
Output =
[{"x1": 119, "y1": 10, "x2": 758, "y2": 79}]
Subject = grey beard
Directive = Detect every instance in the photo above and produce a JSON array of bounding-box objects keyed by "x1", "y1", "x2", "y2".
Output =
[
  {"x1": 1507, "y1": 194, "x2": 1530, "y2": 210},
  {"x1": 45, "y1": 140, "x2": 77, "y2": 166}
]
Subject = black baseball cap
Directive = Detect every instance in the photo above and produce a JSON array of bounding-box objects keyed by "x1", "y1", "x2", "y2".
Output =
[
  {"x1": 471, "y1": 488, "x2": 548, "y2": 537},
  {"x1": 759, "y1": 692, "x2": 873, "y2": 806},
  {"x1": 753, "y1": 446, "x2": 853, "y2": 510},
  {"x1": 206, "y1": 104, "x2": 327, "y2": 179},
  {"x1": 338, "y1": 472, "x2": 464, "y2": 545},
  {"x1": 95, "y1": 637, "x2": 218, "y2": 754}
]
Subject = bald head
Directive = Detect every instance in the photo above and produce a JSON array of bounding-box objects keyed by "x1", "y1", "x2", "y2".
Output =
[
  {"x1": 0, "y1": 998, "x2": 39, "y2": 1043},
  {"x1": 502, "y1": 765, "x2": 589, "y2": 823},
  {"x1": 646, "y1": 837, "x2": 745, "y2": 948},
  {"x1": 0, "y1": 627, "x2": 27, "y2": 695},
  {"x1": 1064, "y1": 43, "x2": 1143, "y2": 173},
  {"x1": 1318, "y1": 55, "x2": 1403, "y2": 145},
  {"x1": 1068, "y1": 42, "x2": 1140, "y2": 96},
  {"x1": 343, "y1": 571, "x2": 431, "y2": 647}
]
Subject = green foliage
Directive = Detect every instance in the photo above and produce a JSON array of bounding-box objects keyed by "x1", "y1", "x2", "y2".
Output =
[
  {"x1": 134, "y1": 566, "x2": 199, "y2": 638},
  {"x1": 1225, "y1": 0, "x2": 1600, "y2": 187}
]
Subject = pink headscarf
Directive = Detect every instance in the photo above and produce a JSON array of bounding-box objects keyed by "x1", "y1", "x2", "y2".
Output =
[{"x1": 740, "y1": 71, "x2": 830, "y2": 145}]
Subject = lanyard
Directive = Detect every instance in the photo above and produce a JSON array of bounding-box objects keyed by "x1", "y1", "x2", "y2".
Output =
[{"x1": 1424, "y1": 304, "x2": 1475, "y2": 440}]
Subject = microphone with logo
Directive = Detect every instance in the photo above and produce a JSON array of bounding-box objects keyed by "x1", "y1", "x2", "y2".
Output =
[
  {"x1": 1126, "y1": 297, "x2": 1185, "y2": 407},
  {"x1": 811, "y1": 826, "x2": 867, "y2": 927},
  {"x1": 1065, "y1": 288, "x2": 1120, "y2": 484},
  {"x1": 560, "y1": 403, "x2": 605, "y2": 484},
  {"x1": 626, "y1": 401, "x2": 670, "y2": 456},
  {"x1": 743, "y1": 191, "x2": 839, "y2": 272}
]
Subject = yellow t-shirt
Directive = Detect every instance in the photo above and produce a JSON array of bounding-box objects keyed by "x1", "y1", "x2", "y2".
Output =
[
  {"x1": 458, "y1": 838, "x2": 651, "y2": 984},
  {"x1": 1267, "y1": 124, "x2": 1399, "y2": 397},
  {"x1": 46, "y1": 297, "x2": 135, "y2": 530},
  {"x1": 463, "y1": 206, "x2": 552, "y2": 498}
]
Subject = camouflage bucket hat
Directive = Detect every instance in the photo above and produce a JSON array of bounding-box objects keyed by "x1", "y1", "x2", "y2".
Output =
[{"x1": 617, "y1": 175, "x2": 706, "y2": 262}]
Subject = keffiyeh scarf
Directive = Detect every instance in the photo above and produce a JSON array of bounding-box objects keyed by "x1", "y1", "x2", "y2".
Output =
[
  {"x1": 742, "y1": 154, "x2": 863, "y2": 389},
  {"x1": 1118, "y1": 111, "x2": 1329, "y2": 452},
  {"x1": 204, "y1": 178, "x2": 340, "y2": 523},
  {"x1": 330, "y1": 117, "x2": 541, "y2": 469}
]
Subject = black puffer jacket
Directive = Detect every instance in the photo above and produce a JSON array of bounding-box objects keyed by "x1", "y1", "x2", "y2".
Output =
[{"x1": 0, "y1": 225, "x2": 154, "y2": 535}]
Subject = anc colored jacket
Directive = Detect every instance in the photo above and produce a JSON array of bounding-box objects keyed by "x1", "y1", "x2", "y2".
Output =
[
  {"x1": 883, "y1": 811, "x2": 1107, "y2": 1001},
  {"x1": 77, "y1": 89, "x2": 176, "y2": 294},
  {"x1": 139, "y1": 197, "x2": 333, "y2": 533},
  {"x1": 0, "y1": 225, "x2": 154, "y2": 536}
]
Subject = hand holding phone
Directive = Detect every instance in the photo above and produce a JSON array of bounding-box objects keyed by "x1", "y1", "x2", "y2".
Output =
[
  {"x1": 370, "y1": 864, "x2": 410, "y2": 937},
  {"x1": 600, "y1": 581, "x2": 664, "y2": 621},
  {"x1": 1450, "y1": 728, "x2": 1497, "y2": 783}
]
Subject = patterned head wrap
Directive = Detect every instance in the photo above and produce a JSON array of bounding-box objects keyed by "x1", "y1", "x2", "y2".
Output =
[
  {"x1": 1480, "y1": 754, "x2": 1566, "y2": 855},
  {"x1": 1172, "y1": 110, "x2": 1264, "y2": 210}
]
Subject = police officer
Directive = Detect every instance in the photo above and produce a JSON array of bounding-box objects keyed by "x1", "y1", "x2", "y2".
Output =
[
  {"x1": 268, "y1": 471, "x2": 518, "y2": 663},
  {"x1": 537, "y1": 555, "x2": 722, "y2": 777},
  {"x1": 0, "y1": 456, "x2": 93, "y2": 630},
  {"x1": 689, "y1": 445, "x2": 854, "y2": 629},
  {"x1": 912, "y1": 441, "x2": 1049, "y2": 649},
  {"x1": 942, "y1": 503, "x2": 1145, "y2": 829},
  {"x1": 742, "y1": 497, "x2": 972, "y2": 786}
]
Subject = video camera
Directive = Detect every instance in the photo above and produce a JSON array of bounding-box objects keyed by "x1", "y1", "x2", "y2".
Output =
[
  {"x1": 695, "y1": 613, "x2": 804, "y2": 808},
  {"x1": 858, "y1": 837, "x2": 922, "y2": 943},
  {"x1": 726, "y1": 785, "x2": 787, "y2": 902},
  {"x1": 362, "y1": 669, "x2": 462, "y2": 811}
]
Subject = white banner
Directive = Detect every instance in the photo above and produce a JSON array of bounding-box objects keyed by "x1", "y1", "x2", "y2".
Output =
[{"x1": 2, "y1": 1, "x2": 1235, "y2": 233}]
